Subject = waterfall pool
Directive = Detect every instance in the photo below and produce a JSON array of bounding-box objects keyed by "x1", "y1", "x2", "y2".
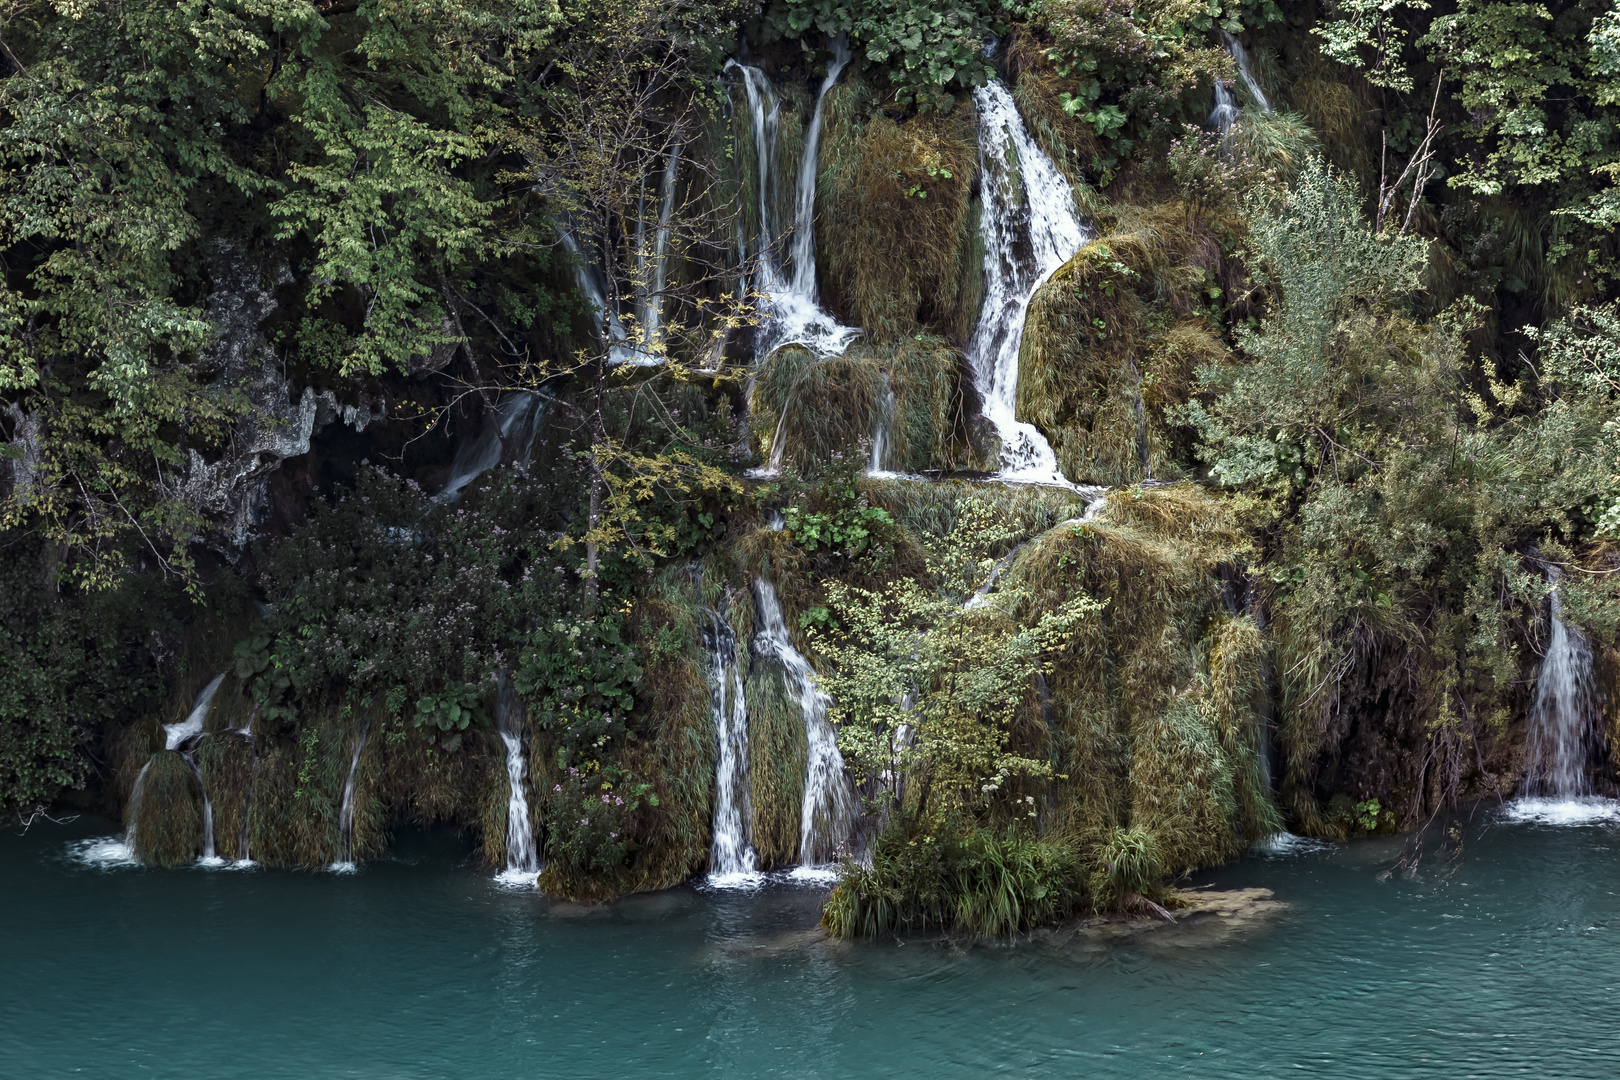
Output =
[{"x1": 7, "y1": 808, "x2": 1620, "y2": 1078}]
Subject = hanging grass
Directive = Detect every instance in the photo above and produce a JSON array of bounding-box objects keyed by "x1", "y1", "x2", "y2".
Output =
[
  {"x1": 744, "y1": 659, "x2": 808, "y2": 868},
  {"x1": 128, "y1": 750, "x2": 203, "y2": 867},
  {"x1": 1018, "y1": 205, "x2": 1234, "y2": 485},
  {"x1": 196, "y1": 731, "x2": 255, "y2": 860},
  {"x1": 1006, "y1": 485, "x2": 1268, "y2": 873},
  {"x1": 750, "y1": 336, "x2": 974, "y2": 473},
  {"x1": 816, "y1": 74, "x2": 981, "y2": 341}
]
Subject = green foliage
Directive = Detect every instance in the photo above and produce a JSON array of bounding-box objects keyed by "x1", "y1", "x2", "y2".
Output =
[
  {"x1": 823, "y1": 820, "x2": 1083, "y2": 938},
  {"x1": 760, "y1": 0, "x2": 1005, "y2": 110},
  {"x1": 1089, "y1": 825, "x2": 1161, "y2": 911},
  {"x1": 413, "y1": 687, "x2": 489, "y2": 753},
  {"x1": 812, "y1": 498, "x2": 1099, "y2": 821}
]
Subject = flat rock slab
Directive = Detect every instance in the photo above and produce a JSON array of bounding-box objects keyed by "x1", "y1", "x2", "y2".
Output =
[{"x1": 1049, "y1": 887, "x2": 1285, "y2": 948}]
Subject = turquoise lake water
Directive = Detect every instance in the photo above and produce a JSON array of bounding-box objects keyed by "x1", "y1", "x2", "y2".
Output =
[{"x1": 4, "y1": 808, "x2": 1618, "y2": 1078}]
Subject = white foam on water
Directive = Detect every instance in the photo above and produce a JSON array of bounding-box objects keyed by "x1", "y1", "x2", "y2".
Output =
[
  {"x1": 1251, "y1": 832, "x2": 1337, "y2": 857},
  {"x1": 702, "y1": 870, "x2": 770, "y2": 892},
  {"x1": 785, "y1": 865, "x2": 840, "y2": 885},
  {"x1": 67, "y1": 837, "x2": 141, "y2": 869},
  {"x1": 494, "y1": 868, "x2": 542, "y2": 889},
  {"x1": 1500, "y1": 798, "x2": 1620, "y2": 826},
  {"x1": 328, "y1": 861, "x2": 359, "y2": 875}
]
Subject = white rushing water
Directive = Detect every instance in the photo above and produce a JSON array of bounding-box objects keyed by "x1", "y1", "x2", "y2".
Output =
[
  {"x1": 560, "y1": 140, "x2": 683, "y2": 368},
  {"x1": 753, "y1": 578, "x2": 856, "y2": 876},
  {"x1": 496, "y1": 676, "x2": 541, "y2": 886},
  {"x1": 442, "y1": 392, "x2": 547, "y2": 499},
  {"x1": 1507, "y1": 574, "x2": 1614, "y2": 823},
  {"x1": 728, "y1": 38, "x2": 861, "y2": 363},
  {"x1": 966, "y1": 81, "x2": 1088, "y2": 488},
  {"x1": 1210, "y1": 31, "x2": 1270, "y2": 133},
  {"x1": 705, "y1": 610, "x2": 761, "y2": 887},
  {"x1": 331, "y1": 728, "x2": 367, "y2": 872},
  {"x1": 164, "y1": 673, "x2": 227, "y2": 750}
]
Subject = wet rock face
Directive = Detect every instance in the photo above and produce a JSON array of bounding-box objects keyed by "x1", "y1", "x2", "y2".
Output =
[{"x1": 178, "y1": 243, "x2": 387, "y2": 551}]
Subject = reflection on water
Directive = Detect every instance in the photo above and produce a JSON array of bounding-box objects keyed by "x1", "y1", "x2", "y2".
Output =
[{"x1": 7, "y1": 811, "x2": 1620, "y2": 1078}]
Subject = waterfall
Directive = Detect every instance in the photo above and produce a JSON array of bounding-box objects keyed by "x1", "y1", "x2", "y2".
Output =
[
  {"x1": 867, "y1": 380, "x2": 895, "y2": 476},
  {"x1": 164, "y1": 673, "x2": 226, "y2": 750},
  {"x1": 1210, "y1": 31, "x2": 1270, "y2": 132},
  {"x1": 704, "y1": 610, "x2": 760, "y2": 885},
  {"x1": 1525, "y1": 578, "x2": 1600, "y2": 800},
  {"x1": 727, "y1": 38, "x2": 861, "y2": 362},
  {"x1": 966, "y1": 81, "x2": 1088, "y2": 488},
  {"x1": 442, "y1": 392, "x2": 547, "y2": 499},
  {"x1": 496, "y1": 676, "x2": 541, "y2": 886},
  {"x1": 753, "y1": 577, "x2": 856, "y2": 875},
  {"x1": 332, "y1": 728, "x2": 367, "y2": 871}
]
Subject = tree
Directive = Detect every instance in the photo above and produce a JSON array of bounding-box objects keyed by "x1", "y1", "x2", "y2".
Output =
[{"x1": 512, "y1": 0, "x2": 752, "y2": 609}]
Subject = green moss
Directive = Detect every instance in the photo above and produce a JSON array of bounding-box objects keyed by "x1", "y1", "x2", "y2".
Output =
[
  {"x1": 816, "y1": 73, "x2": 982, "y2": 340},
  {"x1": 1018, "y1": 206, "x2": 1233, "y2": 485},
  {"x1": 750, "y1": 335, "x2": 974, "y2": 473},
  {"x1": 128, "y1": 751, "x2": 203, "y2": 867}
]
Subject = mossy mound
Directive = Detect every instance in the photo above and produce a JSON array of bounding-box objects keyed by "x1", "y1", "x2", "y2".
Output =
[
  {"x1": 1010, "y1": 484, "x2": 1278, "y2": 875},
  {"x1": 128, "y1": 751, "x2": 203, "y2": 867},
  {"x1": 816, "y1": 70, "x2": 983, "y2": 341},
  {"x1": 1018, "y1": 205, "x2": 1234, "y2": 485},
  {"x1": 751, "y1": 336, "x2": 975, "y2": 473}
]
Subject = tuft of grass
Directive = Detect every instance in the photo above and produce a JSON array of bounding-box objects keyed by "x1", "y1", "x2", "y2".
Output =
[
  {"x1": 128, "y1": 751, "x2": 203, "y2": 867},
  {"x1": 817, "y1": 72, "x2": 982, "y2": 341}
]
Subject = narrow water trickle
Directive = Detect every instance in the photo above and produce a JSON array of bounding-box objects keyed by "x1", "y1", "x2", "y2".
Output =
[
  {"x1": 704, "y1": 610, "x2": 760, "y2": 886},
  {"x1": 867, "y1": 380, "x2": 896, "y2": 476},
  {"x1": 967, "y1": 80, "x2": 1088, "y2": 488},
  {"x1": 332, "y1": 728, "x2": 367, "y2": 872},
  {"x1": 164, "y1": 673, "x2": 227, "y2": 750},
  {"x1": 496, "y1": 676, "x2": 540, "y2": 886},
  {"x1": 1210, "y1": 31, "x2": 1270, "y2": 133},
  {"x1": 1524, "y1": 575, "x2": 1600, "y2": 800},
  {"x1": 753, "y1": 577, "x2": 855, "y2": 874},
  {"x1": 728, "y1": 37, "x2": 861, "y2": 364},
  {"x1": 441, "y1": 392, "x2": 547, "y2": 500}
]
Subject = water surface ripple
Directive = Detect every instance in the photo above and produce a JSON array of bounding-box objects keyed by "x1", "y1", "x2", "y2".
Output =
[{"x1": 6, "y1": 811, "x2": 1619, "y2": 1077}]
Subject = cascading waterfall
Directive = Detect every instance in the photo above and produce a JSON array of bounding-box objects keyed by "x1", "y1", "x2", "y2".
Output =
[
  {"x1": 753, "y1": 577, "x2": 856, "y2": 874},
  {"x1": 164, "y1": 673, "x2": 227, "y2": 750},
  {"x1": 560, "y1": 140, "x2": 684, "y2": 368},
  {"x1": 704, "y1": 609, "x2": 760, "y2": 885},
  {"x1": 496, "y1": 676, "x2": 541, "y2": 885},
  {"x1": 442, "y1": 392, "x2": 547, "y2": 499},
  {"x1": 727, "y1": 38, "x2": 861, "y2": 362},
  {"x1": 332, "y1": 728, "x2": 367, "y2": 871},
  {"x1": 158, "y1": 673, "x2": 227, "y2": 864},
  {"x1": 867, "y1": 380, "x2": 896, "y2": 477},
  {"x1": 1523, "y1": 575, "x2": 1600, "y2": 801},
  {"x1": 966, "y1": 80, "x2": 1088, "y2": 488},
  {"x1": 1210, "y1": 31, "x2": 1270, "y2": 133}
]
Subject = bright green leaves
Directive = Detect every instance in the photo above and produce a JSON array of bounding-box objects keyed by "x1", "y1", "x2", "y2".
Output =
[
  {"x1": 1422, "y1": 0, "x2": 1615, "y2": 201},
  {"x1": 781, "y1": 504, "x2": 896, "y2": 556},
  {"x1": 761, "y1": 0, "x2": 1003, "y2": 110},
  {"x1": 1312, "y1": 0, "x2": 1431, "y2": 92},
  {"x1": 413, "y1": 686, "x2": 488, "y2": 751}
]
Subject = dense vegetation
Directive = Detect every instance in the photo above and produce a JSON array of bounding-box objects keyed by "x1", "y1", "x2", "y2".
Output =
[{"x1": 7, "y1": 0, "x2": 1620, "y2": 935}]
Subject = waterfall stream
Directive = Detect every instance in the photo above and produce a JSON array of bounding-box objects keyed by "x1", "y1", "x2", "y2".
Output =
[
  {"x1": 442, "y1": 392, "x2": 547, "y2": 500},
  {"x1": 331, "y1": 728, "x2": 367, "y2": 872},
  {"x1": 966, "y1": 81, "x2": 1089, "y2": 488},
  {"x1": 1210, "y1": 31, "x2": 1270, "y2": 132},
  {"x1": 1521, "y1": 577, "x2": 1601, "y2": 804},
  {"x1": 753, "y1": 577, "x2": 856, "y2": 874},
  {"x1": 728, "y1": 39, "x2": 860, "y2": 363},
  {"x1": 704, "y1": 610, "x2": 760, "y2": 885},
  {"x1": 496, "y1": 676, "x2": 541, "y2": 886}
]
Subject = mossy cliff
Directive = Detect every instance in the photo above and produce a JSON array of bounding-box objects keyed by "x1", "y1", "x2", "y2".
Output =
[{"x1": 11, "y1": 3, "x2": 1620, "y2": 940}]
